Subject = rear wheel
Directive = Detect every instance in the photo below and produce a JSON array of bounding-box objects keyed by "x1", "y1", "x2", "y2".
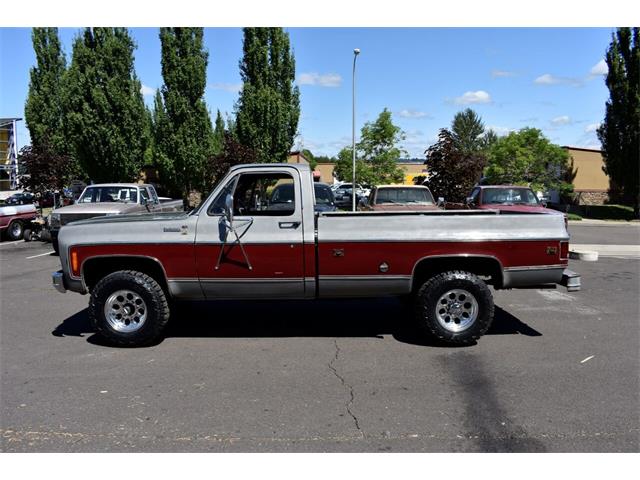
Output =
[
  {"x1": 7, "y1": 221, "x2": 24, "y2": 240},
  {"x1": 23, "y1": 229, "x2": 33, "y2": 242},
  {"x1": 414, "y1": 270, "x2": 494, "y2": 345},
  {"x1": 89, "y1": 270, "x2": 170, "y2": 347}
]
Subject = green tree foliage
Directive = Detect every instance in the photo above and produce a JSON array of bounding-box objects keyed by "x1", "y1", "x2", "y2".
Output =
[
  {"x1": 212, "y1": 110, "x2": 225, "y2": 156},
  {"x1": 25, "y1": 28, "x2": 69, "y2": 154},
  {"x1": 154, "y1": 28, "x2": 214, "y2": 201},
  {"x1": 485, "y1": 127, "x2": 572, "y2": 194},
  {"x1": 207, "y1": 132, "x2": 258, "y2": 194},
  {"x1": 234, "y1": 28, "x2": 300, "y2": 163},
  {"x1": 597, "y1": 27, "x2": 640, "y2": 214},
  {"x1": 451, "y1": 108, "x2": 486, "y2": 154},
  {"x1": 334, "y1": 109, "x2": 406, "y2": 185},
  {"x1": 65, "y1": 28, "x2": 149, "y2": 183},
  {"x1": 301, "y1": 148, "x2": 318, "y2": 170},
  {"x1": 424, "y1": 129, "x2": 486, "y2": 203}
]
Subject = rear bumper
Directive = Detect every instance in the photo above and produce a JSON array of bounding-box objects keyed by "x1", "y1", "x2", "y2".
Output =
[
  {"x1": 560, "y1": 268, "x2": 581, "y2": 292},
  {"x1": 52, "y1": 270, "x2": 66, "y2": 293}
]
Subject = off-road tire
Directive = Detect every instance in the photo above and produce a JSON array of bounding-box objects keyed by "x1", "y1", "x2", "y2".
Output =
[
  {"x1": 414, "y1": 270, "x2": 494, "y2": 345},
  {"x1": 23, "y1": 229, "x2": 33, "y2": 242},
  {"x1": 7, "y1": 220, "x2": 24, "y2": 241},
  {"x1": 89, "y1": 270, "x2": 170, "y2": 347}
]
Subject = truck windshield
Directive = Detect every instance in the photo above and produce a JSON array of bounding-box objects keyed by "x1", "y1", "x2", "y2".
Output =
[
  {"x1": 78, "y1": 187, "x2": 138, "y2": 203},
  {"x1": 483, "y1": 188, "x2": 539, "y2": 205},
  {"x1": 375, "y1": 188, "x2": 434, "y2": 204}
]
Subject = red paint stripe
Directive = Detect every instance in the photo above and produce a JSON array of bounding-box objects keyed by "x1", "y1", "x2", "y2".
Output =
[{"x1": 72, "y1": 239, "x2": 566, "y2": 281}]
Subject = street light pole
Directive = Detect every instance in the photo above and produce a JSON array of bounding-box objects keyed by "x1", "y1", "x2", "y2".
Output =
[{"x1": 352, "y1": 48, "x2": 360, "y2": 212}]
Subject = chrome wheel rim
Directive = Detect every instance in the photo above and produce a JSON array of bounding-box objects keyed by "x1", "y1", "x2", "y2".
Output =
[
  {"x1": 435, "y1": 288, "x2": 478, "y2": 333},
  {"x1": 10, "y1": 222, "x2": 22, "y2": 238},
  {"x1": 104, "y1": 289, "x2": 147, "y2": 333}
]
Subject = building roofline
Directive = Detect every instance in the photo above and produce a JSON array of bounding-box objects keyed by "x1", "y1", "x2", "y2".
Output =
[{"x1": 563, "y1": 145, "x2": 602, "y2": 153}]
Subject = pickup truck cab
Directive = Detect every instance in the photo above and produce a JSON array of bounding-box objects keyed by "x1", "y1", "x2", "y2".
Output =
[
  {"x1": 50, "y1": 183, "x2": 183, "y2": 253},
  {"x1": 52, "y1": 164, "x2": 580, "y2": 347}
]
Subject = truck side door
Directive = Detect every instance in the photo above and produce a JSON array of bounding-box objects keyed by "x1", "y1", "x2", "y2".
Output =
[{"x1": 194, "y1": 168, "x2": 306, "y2": 299}]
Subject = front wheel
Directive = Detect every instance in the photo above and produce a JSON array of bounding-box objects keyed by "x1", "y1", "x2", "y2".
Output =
[
  {"x1": 414, "y1": 270, "x2": 494, "y2": 345},
  {"x1": 89, "y1": 270, "x2": 170, "y2": 347}
]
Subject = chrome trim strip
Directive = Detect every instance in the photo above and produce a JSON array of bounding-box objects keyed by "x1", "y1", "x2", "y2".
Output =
[
  {"x1": 318, "y1": 275, "x2": 411, "y2": 281},
  {"x1": 198, "y1": 277, "x2": 302, "y2": 284},
  {"x1": 503, "y1": 264, "x2": 566, "y2": 272}
]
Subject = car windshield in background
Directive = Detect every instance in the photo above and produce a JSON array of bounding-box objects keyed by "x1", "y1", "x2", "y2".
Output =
[
  {"x1": 375, "y1": 188, "x2": 434, "y2": 205},
  {"x1": 483, "y1": 188, "x2": 539, "y2": 205},
  {"x1": 78, "y1": 187, "x2": 138, "y2": 203},
  {"x1": 314, "y1": 185, "x2": 334, "y2": 205}
]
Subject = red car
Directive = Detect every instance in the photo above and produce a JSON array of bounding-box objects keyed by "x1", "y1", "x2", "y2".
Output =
[{"x1": 466, "y1": 185, "x2": 561, "y2": 215}]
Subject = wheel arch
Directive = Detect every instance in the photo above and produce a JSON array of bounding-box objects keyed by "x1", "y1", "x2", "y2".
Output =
[
  {"x1": 411, "y1": 254, "x2": 504, "y2": 292},
  {"x1": 82, "y1": 255, "x2": 170, "y2": 296}
]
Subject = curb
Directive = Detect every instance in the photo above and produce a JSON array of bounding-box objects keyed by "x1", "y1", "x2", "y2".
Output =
[{"x1": 569, "y1": 250, "x2": 599, "y2": 261}]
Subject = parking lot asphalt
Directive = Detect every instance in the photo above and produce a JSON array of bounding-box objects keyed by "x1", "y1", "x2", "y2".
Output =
[{"x1": 1, "y1": 238, "x2": 638, "y2": 452}]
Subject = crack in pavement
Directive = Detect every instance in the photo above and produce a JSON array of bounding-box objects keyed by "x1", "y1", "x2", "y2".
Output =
[{"x1": 328, "y1": 339, "x2": 363, "y2": 438}]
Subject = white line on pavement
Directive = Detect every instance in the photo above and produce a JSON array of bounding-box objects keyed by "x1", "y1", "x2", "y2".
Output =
[
  {"x1": 537, "y1": 290, "x2": 576, "y2": 302},
  {"x1": 581, "y1": 355, "x2": 595, "y2": 364},
  {"x1": 26, "y1": 251, "x2": 54, "y2": 259},
  {"x1": 0, "y1": 240, "x2": 24, "y2": 247}
]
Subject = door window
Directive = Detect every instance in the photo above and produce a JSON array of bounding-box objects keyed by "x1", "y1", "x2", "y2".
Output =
[{"x1": 207, "y1": 173, "x2": 296, "y2": 217}]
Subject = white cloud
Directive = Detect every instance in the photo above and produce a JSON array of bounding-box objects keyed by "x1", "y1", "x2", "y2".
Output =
[
  {"x1": 585, "y1": 123, "x2": 601, "y2": 133},
  {"x1": 398, "y1": 109, "x2": 428, "y2": 119},
  {"x1": 589, "y1": 59, "x2": 608, "y2": 77},
  {"x1": 453, "y1": 90, "x2": 492, "y2": 105},
  {"x1": 491, "y1": 70, "x2": 516, "y2": 78},
  {"x1": 551, "y1": 115, "x2": 572, "y2": 126},
  {"x1": 534, "y1": 74, "x2": 582, "y2": 87},
  {"x1": 140, "y1": 84, "x2": 156, "y2": 97},
  {"x1": 297, "y1": 72, "x2": 342, "y2": 87},
  {"x1": 210, "y1": 82, "x2": 242, "y2": 93},
  {"x1": 486, "y1": 125, "x2": 514, "y2": 136}
]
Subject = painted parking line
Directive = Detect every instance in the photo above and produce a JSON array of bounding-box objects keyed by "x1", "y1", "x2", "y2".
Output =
[
  {"x1": 0, "y1": 240, "x2": 25, "y2": 247},
  {"x1": 26, "y1": 251, "x2": 54, "y2": 259}
]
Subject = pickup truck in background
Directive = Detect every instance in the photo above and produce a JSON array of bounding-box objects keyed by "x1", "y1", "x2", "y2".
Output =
[
  {"x1": 362, "y1": 185, "x2": 441, "y2": 212},
  {"x1": 49, "y1": 183, "x2": 183, "y2": 253},
  {"x1": 52, "y1": 163, "x2": 580, "y2": 347},
  {"x1": 0, "y1": 203, "x2": 37, "y2": 240}
]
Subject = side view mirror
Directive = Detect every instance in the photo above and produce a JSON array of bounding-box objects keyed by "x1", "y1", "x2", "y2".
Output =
[
  {"x1": 541, "y1": 200, "x2": 548, "y2": 207},
  {"x1": 224, "y1": 193, "x2": 234, "y2": 223},
  {"x1": 437, "y1": 197, "x2": 445, "y2": 207},
  {"x1": 465, "y1": 196, "x2": 474, "y2": 206},
  {"x1": 141, "y1": 197, "x2": 150, "y2": 210}
]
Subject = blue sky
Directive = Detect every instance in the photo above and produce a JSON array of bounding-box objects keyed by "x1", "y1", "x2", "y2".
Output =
[{"x1": 0, "y1": 27, "x2": 613, "y2": 158}]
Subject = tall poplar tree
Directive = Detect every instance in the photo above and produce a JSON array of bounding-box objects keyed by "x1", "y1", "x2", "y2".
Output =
[
  {"x1": 65, "y1": 28, "x2": 149, "y2": 183},
  {"x1": 154, "y1": 27, "x2": 213, "y2": 201},
  {"x1": 234, "y1": 28, "x2": 300, "y2": 163},
  {"x1": 597, "y1": 27, "x2": 640, "y2": 214},
  {"x1": 25, "y1": 28, "x2": 68, "y2": 154},
  {"x1": 212, "y1": 110, "x2": 225, "y2": 156}
]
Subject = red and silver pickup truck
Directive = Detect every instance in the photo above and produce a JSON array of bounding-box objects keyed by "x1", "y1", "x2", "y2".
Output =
[{"x1": 52, "y1": 163, "x2": 580, "y2": 347}]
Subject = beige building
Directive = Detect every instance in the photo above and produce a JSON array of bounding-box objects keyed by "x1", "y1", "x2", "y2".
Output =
[
  {"x1": 563, "y1": 146, "x2": 609, "y2": 205},
  {"x1": 301, "y1": 158, "x2": 429, "y2": 186}
]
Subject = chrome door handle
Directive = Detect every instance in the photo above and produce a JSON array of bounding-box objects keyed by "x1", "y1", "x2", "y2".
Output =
[{"x1": 279, "y1": 221, "x2": 300, "y2": 229}]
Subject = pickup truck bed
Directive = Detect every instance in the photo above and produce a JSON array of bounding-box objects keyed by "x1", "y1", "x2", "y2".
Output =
[{"x1": 53, "y1": 163, "x2": 580, "y2": 347}]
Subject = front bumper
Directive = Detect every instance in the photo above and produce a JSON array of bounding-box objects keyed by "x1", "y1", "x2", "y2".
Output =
[
  {"x1": 560, "y1": 268, "x2": 581, "y2": 292},
  {"x1": 52, "y1": 270, "x2": 66, "y2": 293}
]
